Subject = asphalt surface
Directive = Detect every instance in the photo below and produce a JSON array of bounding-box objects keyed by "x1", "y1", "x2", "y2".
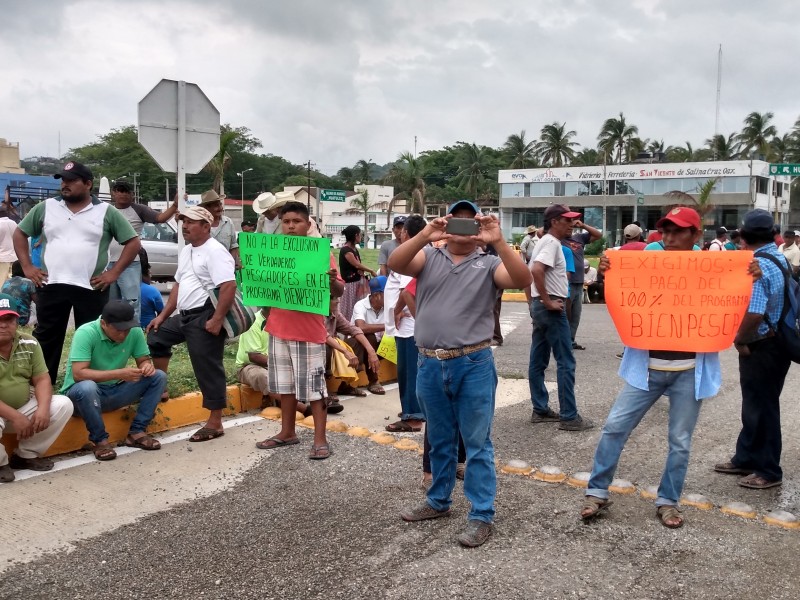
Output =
[{"x1": 3, "y1": 302, "x2": 800, "y2": 599}]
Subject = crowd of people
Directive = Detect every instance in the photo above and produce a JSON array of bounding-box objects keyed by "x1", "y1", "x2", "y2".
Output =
[{"x1": 0, "y1": 160, "x2": 796, "y2": 547}]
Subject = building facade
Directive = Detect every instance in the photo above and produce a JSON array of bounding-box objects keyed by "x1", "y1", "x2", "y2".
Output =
[{"x1": 498, "y1": 160, "x2": 790, "y2": 245}]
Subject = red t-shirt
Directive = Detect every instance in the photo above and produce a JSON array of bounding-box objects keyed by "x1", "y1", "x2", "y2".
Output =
[
  {"x1": 405, "y1": 278, "x2": 417, "y2": 296},
  {"x1": 619, "y1": 241, "x2": 647, "y2": 250},
  {"x1": 265, "y1": 253, "x2": 342, "y2": 344}
]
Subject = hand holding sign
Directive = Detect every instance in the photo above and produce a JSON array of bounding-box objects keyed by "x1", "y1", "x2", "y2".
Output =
[{"x1": 605, "y1": 250, "x2": 754, "y2": 352}]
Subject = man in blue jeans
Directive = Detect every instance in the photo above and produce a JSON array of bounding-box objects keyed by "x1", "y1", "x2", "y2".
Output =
[
  {"x1": 63, "y1": 300, "x2": 167, "y2": 462},
  {"x1": 581, "y1": 206, "x2": 739, "y2": 528},
  {"x1": 389, "y1": 200, "x2": 532, "y2": 547},
  {"x1": 526, "y1": 204, "x2": 593, "y2": 431}
]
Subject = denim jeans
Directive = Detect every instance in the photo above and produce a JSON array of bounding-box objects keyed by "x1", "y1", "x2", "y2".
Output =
[
  {"x1": 417, "y1": 347, "x2": 497, "y2": 523},
  {"x1": 568, "y1": 282, "x2": 583, "y2": 341},
  {"x1": 108, "y1": 260, "x2": 142, "y2": 324},
  {"x1": 528, "y1": 299, "x2": 577, "y2": 420},
  {"x1": 67, "y1": 371, "x2": 167, "y2": 444},
  {"x1": 396, "y1": 336, "x2": 424, "y2": 421},
  {"x1": 587, "y1": 368, "x2": 702, "y2": 506}
]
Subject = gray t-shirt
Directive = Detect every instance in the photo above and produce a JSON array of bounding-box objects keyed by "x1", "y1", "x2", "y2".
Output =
[
  {"x1": 415, "y1": 246, "x2": 501, "y2": 349},
  {"x1": 529, "y1": 233, "x2": 568, "y2": 298},
  {"x1": 211, "y1": 216, "x2": 239, "y2": 251},
  {"x1": 378, "y1": 238, "x2": 400, "y2": 269},
  {"x1": 566, "y1": 231, "x2": 591, "y2": 284},
  {"x1": 109, "y1": 203, "x2": 160, "y2": 262}
]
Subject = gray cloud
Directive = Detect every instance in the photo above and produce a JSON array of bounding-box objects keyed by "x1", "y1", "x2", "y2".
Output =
[{"x1": 2, "y1": 0, "x2": 798, "y2": 173}]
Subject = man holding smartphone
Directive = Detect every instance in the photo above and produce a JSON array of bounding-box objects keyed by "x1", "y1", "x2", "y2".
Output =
[
  {"x1": 389, "y1": 200, "x2": 532, "y2": 547},
  {"x1": 526, "y1": 204, "x2": 594, "y2": 431}
]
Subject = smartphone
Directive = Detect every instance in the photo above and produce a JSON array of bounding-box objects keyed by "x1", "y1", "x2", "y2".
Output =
[{"x1": 446, "y1": 218, "x2": 479, "y2": 236}]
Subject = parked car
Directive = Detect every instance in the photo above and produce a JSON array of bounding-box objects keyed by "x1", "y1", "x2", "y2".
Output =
[{"x1": 141, "y1": 221, "x2": 178, "y2": 280}]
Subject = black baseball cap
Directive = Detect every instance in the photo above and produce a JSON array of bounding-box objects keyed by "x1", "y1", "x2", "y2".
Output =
[
  {"x1": 54, "y1": 161, "x2": 93, "y2": 181},
  {"x1": 393, "y1": 215, "x2": 407, "y2": 227},
  {"x1": 101, "y1": 300, "x2": 139, "y2": 331}
]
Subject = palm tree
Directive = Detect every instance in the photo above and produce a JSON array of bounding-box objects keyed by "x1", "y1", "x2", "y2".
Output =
[
  {"x1": 597, "y1": 112, "x2": 639, "y2": 164},
  {"x1": 737, "y1": 111, "x2": 777, "y2": 158},
  {"x1": 705, "y1": 133, "x2": 739, "y2": 160},
  {"x1": 503, "y1": 130, "x2": 537, "y2": 168},
  {"x1": 203, "y1": 129, "x2": 240, "y2": 194},
  {"x1": 663, "y1": 177, "x2": 720, "y2": 217},
  {"x1": 384, "y1": 151, "x2": 427, "y2": 216},
  {"x1": 647, "y1": 139, "x2": 665, "y2": 154},
  {"x1": 454, "y1": 143, "x2": 491, "y2": 200},
  {"x1": 536, "y1": 122, "x2": 578, "y2": 167},
  {"x1": 572, "y1": 147, "x2": 601, "y2": 166},
  {"x1": 353, "y1": 159, "x2": 375, "y2": 184},
  {"x1": 769, "y1": 133, "x2": 792, "y2": 163},
  {"x1": 347, "y1": 187, "x2": 382, "y2": 246},
  {"x1": 625, "y1": 137, "x2": 649, "y2": 162},
  {"x1": 666, "y1": 141, "x2": 695, "y2": 163}
]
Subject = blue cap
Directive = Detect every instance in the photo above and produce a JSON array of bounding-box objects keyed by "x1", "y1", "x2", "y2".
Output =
[
  {"x1": 447, "y1": 200, "x2": 479, "y2": 216},
  {"x1": 741, "y1": 209, "x2": 773, "y2": 232},
  {"x1": 369, "y1": 275, "x2": 387, "y2": 294}
]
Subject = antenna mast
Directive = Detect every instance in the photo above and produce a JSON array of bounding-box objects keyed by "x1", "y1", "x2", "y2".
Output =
[{"x1": 714, "y1": 44, "x2": 722, "y2": 159}]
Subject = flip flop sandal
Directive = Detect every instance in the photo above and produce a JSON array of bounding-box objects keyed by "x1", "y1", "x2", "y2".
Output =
[
  {"x1": 738, "y1": 474, "x2": 782, "y2": 489},
  {"x1": 256, "y1": 437, "x2": 300, "y2": 450},
  {"x1": 580, "y1": 496, "x2": 613, "y2": 520},
  {"x1": 385, "y1": 420, "x2": 422, "y2": 433},
  {"x1": 367, "y1": 383, "x2": 385, "y2": 395},
  {"x1": 657, "y1": 505, "x2": 684, "y2": 528},
  {"x1": 338, "y1": 383, "x2": 367, "y2": 397},
  {"x1": 309, "y1": 444, "x2": 332, "y2": 460},
  {"x1": 189, "y1": 427, "x2": 225, "y2": 442},
  {"x1": 93, "y1": 444, "x2": 117, "y2": 461},
  {"x1": 124, "y1": 435, "x2": 161, "y2": 450}
]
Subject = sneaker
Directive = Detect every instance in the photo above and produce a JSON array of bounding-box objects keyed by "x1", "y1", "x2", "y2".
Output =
[
  {"x1": 530, "y1": 408, "x2": 560, "y2": 423},
  {"x1": 9, "y1": 454, "x2": 54, "y2": 471},
  {"x1": 400, "y1": 502, "x2": 451, "y2": 522},
  {"x1": 457, "y1": 520, "x2": 494, "y2": 547},
  {"x1": 558, "y1": 416, "x2": 595, "y2": 431}
]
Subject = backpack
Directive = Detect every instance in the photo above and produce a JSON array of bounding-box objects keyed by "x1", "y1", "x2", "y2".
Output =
[{"x1": 755, "y1": 250, "x2": 800, "y2": 363}]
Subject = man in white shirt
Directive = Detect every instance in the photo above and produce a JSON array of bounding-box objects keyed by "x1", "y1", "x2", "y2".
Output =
[
  {"x1": 778, "y1": 230, "x2": 800, "y2": 276},
  {"x1": 198, "y1": 190, "x2": 240, "y2": 268},
  {"x1": 526, "y1": 204, "x2": 593, "y2": 431},
  {"x1": 708, "y1": 227, "x2": 728, "y2": 251},
  {"x1": 0, "y1": 206, "x2": 17, "y2": 282},
  {"x1": 351, "y1": 275, "x2": 387, "y2": 394},
  {"x1": 146, "y1": 206, "x2": 236, "y2": 442},
  {"x1": 253, "y1": 192, "x2": 288, "y2": 235}
]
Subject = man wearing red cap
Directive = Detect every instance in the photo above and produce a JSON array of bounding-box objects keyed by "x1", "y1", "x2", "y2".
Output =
[
  {"x1": 582, "y1": 206, "x2": 727, "y2": 528},
  {"x1": 526, "y1": 204, "x2": 593, "y2": 431}
]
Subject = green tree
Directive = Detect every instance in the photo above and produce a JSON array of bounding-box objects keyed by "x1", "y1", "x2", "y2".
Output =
[
  {"x1": 705, "y1": 133, "x2": 739, "y2": 160},
  {"x1": 664, "y1": 177, "x2": 720, "y2": 217},
  {"x1": 597, "y1": 112, "x2": 639, "y2": 164},
  {"x1": 347, "y1": 186, "x2": 383, "y2": 246},
  {"x1": 737, "y1": 111, "x2": 777, "y2": 158},
  {"x1": 503, "y1": 130, "x2": 537, "y2": 168},
  {"x1": 453, "y1": 143, "x2": 492, "y2": 200},
  {"x1": 666, "y1": 141, "x2": 696, "y2": 163},
  {"x1": 572, "y1": 148, "x2": 601, "y2": 166},
  {"x1": 353, "y1": 159, "x2": 375, "y2": 184},
  {"x1": 536, "y1": 122, "x2": 578, "y2": 167},
  {"x1": 769, "y1": 133, "x2": 792, "y2": 163},
  {"x1": 384, "y1": 151, "x2": 427, "y2": 216}
]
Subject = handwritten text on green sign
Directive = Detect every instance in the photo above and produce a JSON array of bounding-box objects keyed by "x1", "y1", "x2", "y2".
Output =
[{"x1": 238, "y1": 233, "x2": 330, "y2": 315}]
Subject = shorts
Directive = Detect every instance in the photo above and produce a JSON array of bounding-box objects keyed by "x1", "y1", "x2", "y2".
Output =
[{"x1": 267, "y1": 337, "x2": 327, "y2": 403}]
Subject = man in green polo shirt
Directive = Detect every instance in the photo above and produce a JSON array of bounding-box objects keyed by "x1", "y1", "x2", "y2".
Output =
[
  {"x1": 62, "y1": 300, "x2": 167, "y2": 461},
  {"x1": 0, "y1": 294, "x2": 73, "y2": 483}
]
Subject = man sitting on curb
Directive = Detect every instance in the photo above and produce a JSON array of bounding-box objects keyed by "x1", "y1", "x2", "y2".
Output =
[
  {"x1": 351, "y1": 275, "x2": 387, "y2": 395},
  {"x1": 325, "y1": 296, "x2": 381, "y2": 411},
  {"x1": 0, "y1": 294, "x2": 73, "y2": 482},
  {"x1": 236, "y1": 307, "x2": 311, "y2": 416},
  {"x1": 63, "y1": 300, "x2": 167, "y2": 461}
]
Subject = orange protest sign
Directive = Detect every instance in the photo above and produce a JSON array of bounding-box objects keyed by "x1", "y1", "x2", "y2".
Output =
[{"x1": 605, "y1": 250, "x2": 754, "y2": 352}]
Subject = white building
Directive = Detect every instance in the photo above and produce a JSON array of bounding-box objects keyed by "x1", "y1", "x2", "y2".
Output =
[{"x1": 498, "y1": 160, "x2": 790, "y2": 245}]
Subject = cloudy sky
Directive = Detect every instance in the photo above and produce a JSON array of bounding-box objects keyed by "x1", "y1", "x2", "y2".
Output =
[{"x1": 3, "y1": 0, "x2": 798, "y2": 174}]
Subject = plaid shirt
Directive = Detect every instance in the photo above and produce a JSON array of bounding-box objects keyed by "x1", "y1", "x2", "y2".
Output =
[{"x1": 751, "y1": 243, "x2": 787, "y2": 337}]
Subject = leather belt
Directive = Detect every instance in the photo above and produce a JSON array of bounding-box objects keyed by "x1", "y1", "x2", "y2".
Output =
[
  {"x1": 419, "y1": 340, "x2": 491, "y2": 361},
  {"x1": 180, "y1": 304, "x2": 210, "y2": 317}
]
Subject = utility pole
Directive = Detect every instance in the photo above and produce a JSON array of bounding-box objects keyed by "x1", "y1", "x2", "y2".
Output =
[
  {"x1": 306, "y1": 160, "x2": 314, "y2": 212},
  {"x1": 414, "y1": 135, "x2": 418, "y2": 158},
  {"x1": 133, "y1": 172, "x2": 140, "y2": 202}
]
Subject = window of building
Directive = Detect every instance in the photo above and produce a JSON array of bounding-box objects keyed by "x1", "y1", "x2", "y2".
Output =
[
  {"x1": 501, "y1": 183, "x2": 525, "y2": 198},
  {"x1": 757, "y1": 177, "x2": 769, "y2": 195},
  {"x1": 368, "y1": 214, "x2": 376, "y2": 224},
  {"x1": 512, "y1": 210, "x2": 543, "y2": 228}
]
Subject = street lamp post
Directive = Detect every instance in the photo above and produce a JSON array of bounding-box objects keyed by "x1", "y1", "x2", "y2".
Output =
[{"x1": 236, "y1": 168, "x2": 253, "y2": 227}]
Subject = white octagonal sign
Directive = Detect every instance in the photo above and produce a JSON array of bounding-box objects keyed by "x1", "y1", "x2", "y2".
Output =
[{"x1": 138, "y1": 79, "x2": 220, "y2": 174}]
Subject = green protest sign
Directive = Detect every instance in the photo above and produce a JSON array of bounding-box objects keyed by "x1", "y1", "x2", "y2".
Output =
[{"x1": 238, "y1": 233, "x2": 330, "y2": 315}]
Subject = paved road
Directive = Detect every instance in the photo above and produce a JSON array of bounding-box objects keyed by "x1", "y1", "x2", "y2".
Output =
[{"x1": 2, "y1": 301, "x2": 800, "y2": 599}]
